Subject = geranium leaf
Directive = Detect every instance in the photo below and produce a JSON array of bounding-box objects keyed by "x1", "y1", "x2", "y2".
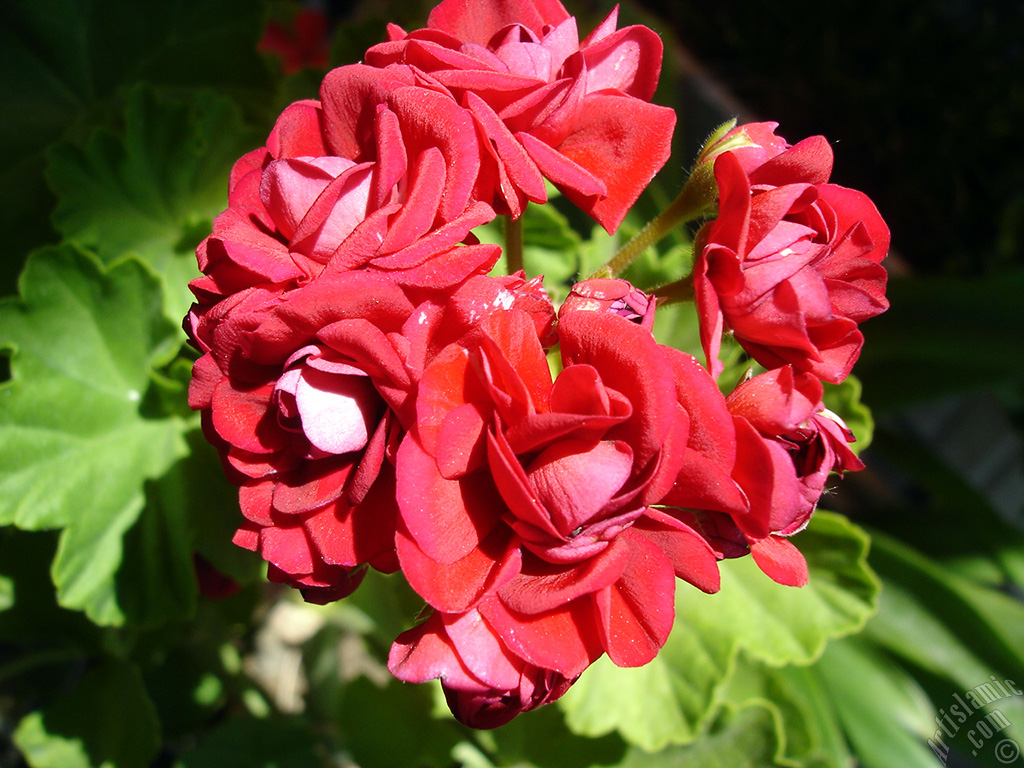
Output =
[
  {"x1": 560, "y1": 512, "x2": 879, "y2": 750},
  {"x1": 823, "y1": 374, "x2": 873, "y2": 453},
  {"x1": 12, "y1": 658, "x2": 160, "y2": 768},
  {"x1": 521, "y1": 200, "x2": 584, "y2": 303},
  {"x1": 46, "y1": 86, "x2": 259, "y2": 327},
  {"x1": 613, "y1": 704, "x2": 791, "y2": 768},
  {"x1": 0, "y1": 246, "x2": 190, "y2": 625},
  {"x1": 719, "y1": 655, "x2": 853, "y2": 768},
  {"x1": 0, "y1": 573, "x2": 11, "y2": 614},
  {"x1": 815, "y1": 636, "x2": 939, "y2": 768},
  {"x1": 0, "y1": 0, "x2": 271, "y2": 290}
]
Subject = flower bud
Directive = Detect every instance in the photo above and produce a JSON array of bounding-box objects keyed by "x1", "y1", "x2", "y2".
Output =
[{"x1": 559, "y1": 278, "x2": 656, "y2": 331}]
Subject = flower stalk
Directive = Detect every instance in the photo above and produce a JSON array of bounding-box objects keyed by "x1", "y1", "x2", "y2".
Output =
[
  {"x1": 599, "y1": 159, "x2": 720, "y2": 278},
  {"x1": 506, "y1": 215, "x2": 524, "y2": 275}
]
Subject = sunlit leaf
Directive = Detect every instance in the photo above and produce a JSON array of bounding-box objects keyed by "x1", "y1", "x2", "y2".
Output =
[
  {"x1": 560, "y1": 512, "x2": 879, "y2": 750},
  {"x1": 0, "y1": 246, "x2": 190, "y2": 624},
  {"x1": 46, "y1": 86, "x2": 259, "y2": 327}
]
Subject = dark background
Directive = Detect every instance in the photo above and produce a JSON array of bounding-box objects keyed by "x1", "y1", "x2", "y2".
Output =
[{"x1": 639, "y1": 0, "x2": 1024, "y2": 279}]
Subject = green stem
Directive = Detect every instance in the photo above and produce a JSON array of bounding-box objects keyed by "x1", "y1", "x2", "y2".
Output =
[
  {"x1": 505, "y1": 216, "x2": 523, "y2": 275},
  {"x1": 652, "y1": 277, "x2": 696, "y2": 305},
  {"x1": 598, "y1": 164, "x2": 718, "y2": 278}
]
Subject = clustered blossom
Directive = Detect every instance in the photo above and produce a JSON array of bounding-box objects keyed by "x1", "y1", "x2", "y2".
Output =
[
  {"x1": 187, "y1": 0, "x2": 888, "y2": 729},
  {"x1": 694, "y1": 121, "x2": 890, "y2": 383}
]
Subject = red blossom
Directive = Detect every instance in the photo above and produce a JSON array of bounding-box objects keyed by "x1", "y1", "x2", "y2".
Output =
[
  {"x1": 695, "y1": 133, "x2": 890, "y2": 383},
  {"x1": 187, "y1": 270, "x2": 557, "y2": 597},
  {"x1": 182, "y1": 0, "x2": 883, "y2": 730},
  {"x1": 364, "y1": 0, "x2": 675, "y2": 230},
  {"x1": 258, "y1": 8, "x2": 331, "y2": 75},
  {"x1": 390, "y1": 295, "x2": 739, "y2": 708},
  {"x1": 559, "y1": 277, "x2": 656, "y2": 330},
  {"x1": 723, "y1": 366, "x2": 864, "y2": 585},
  {"x1": 190, "y1": 69, "x2": 500, "y2": 316}
]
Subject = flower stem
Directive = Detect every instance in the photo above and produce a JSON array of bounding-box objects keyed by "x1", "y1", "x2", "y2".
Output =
[
  {"x1": 652, "y1": 277, "x2": 696, "y2": 305},
  {"x1": 598, "y1": 165, "x2": 718, "y2": 278},
  {"x1": 505, "y1": 216, "x2": 523, "y2": 275}
]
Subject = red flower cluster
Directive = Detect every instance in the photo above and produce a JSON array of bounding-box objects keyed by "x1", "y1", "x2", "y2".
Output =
[{"x1": 187, "y1": 0, "x2": 887, "y2": 728}]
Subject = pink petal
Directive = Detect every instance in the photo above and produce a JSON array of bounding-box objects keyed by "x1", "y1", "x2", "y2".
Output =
[
  {"x1": 259, "y1": 156, "x2": 356, "y2": 240},
  {"x1": 389, "y1": 612, "x2": 484, "y2": 690},
  {"x1": 294, "y1": 368, "x2": 379, "y2": 455},
  {"x1": 481, "y1": 595, "x2": 602, "y2": 678},
  {"x1": 582, "y1": 24, "x2": 663, "y2": 100},
  {"x1": 526, "y1": 439, "x2": 633, "y2": 535},
  {"x1": 443, "y1": 609, "x2": 523, "y2": 690}
]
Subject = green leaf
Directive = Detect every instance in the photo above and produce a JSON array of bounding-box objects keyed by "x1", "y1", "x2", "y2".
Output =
[
  {"x1": 175, "y1": 716, "x2": 322, "y2": 768},
  {"x1": 0, "y1": 572, "x2": 12, "y2": 613},
  {"x1": 823, "y1": 375, "x2": 873, "y2": 454},
  {"x1": 816, "y1": 636, "x2": 940, "y2": 768},
  {"x1": 12, "y1": 658, "x2": 161, "y2": 768},
  {"x1": 0, "y1": 246, "x2": 190, "y2": 624},
  {"x1": 719, "y1": 656, "x2": 854, "y2": 768},
  {"x1": 560, "y1": 512, "x2": 879, "y2": 751},
  {"x1": 483, "y1": 702, "x2": 627, "y2": 768},
  {"x1": 46, "y1": 86, "x2": 259, "y2": 326},
  {"x1": 520, "y1": 200, "x2": 584, "y2": 303},
  {"x1": 0, "y1": 0, "x2": 272, "y2": 291},
  {"x1": 613, "y1": 704, "x2": 792, "y2": 768},
  {"x1": 863, "y1": 530, "x2": 1024, "y2": 737},
  {"x1": 575, "y1": 224, "x2": 621, "y2": 282}
]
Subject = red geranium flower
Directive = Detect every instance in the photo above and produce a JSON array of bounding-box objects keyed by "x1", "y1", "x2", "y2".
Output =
[
  {"x1": 724, "y1": 366, "x2": 864, "y2": 585},
  {"x1": 258, "y1": 7, "x2": 331, "y2": 75},
  {"x1": 364, "y1": 0, "x2": 675, "y2": 230},
  {"x1": 190, "y1": 66, "x2": 498, "y2": 317},
  {"x1": 695, "y1": 132, "x2": 890, "y2": 383},
  {"x1": 388, "y1": 288, "x2": 750, "y2": 722}
]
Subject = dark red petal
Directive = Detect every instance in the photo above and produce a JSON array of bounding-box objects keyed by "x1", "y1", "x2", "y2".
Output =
[
  {"x1": 389, "y1": 612, "x2": 485, "y2": 690},
  {"x1": 633, "y1": 509, "x2": 720, "y2": 593},
  {"x1": 499, "y1": 543, "x2": 629, "y2": 615},
  {"x1": 272, "y1": 455, "x2": 355, "y2": 515}
]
